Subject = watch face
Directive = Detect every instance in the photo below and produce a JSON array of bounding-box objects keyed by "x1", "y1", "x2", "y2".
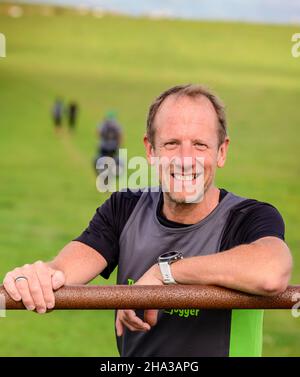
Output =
[{"x1": 158, "y1": 251, "x2": 183, "y2": 263}]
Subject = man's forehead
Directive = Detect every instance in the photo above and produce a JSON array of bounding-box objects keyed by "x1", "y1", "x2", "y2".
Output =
[{"x1": 154, "y1": 94, "x2": 218, "y2": 133}]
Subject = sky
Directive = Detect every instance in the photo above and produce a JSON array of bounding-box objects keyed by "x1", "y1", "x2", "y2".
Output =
[{"x1": 13, "y1": 0, "x2": 300, "y2": 25}]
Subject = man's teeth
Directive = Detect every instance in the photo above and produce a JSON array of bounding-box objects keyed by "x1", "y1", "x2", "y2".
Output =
[{"x1": 173, "y1": 174, "x2": 198, "y2": 181}]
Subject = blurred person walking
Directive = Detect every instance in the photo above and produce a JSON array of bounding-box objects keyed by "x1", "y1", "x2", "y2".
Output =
[
  {"x1": 97, "y1": 111, "x2": 122, "y2": 158},
  {"x1": 52, "y1": 98, "x2": 64, "y2": 131},
  {"x1": 94, "y1": 111, "x2": 123, "y2": 176},
  {"x1": 67, "y1": 101, "x2": 79, "y2": 131}
]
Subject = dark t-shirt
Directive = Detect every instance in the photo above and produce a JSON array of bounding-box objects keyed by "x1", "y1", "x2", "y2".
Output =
[
  {"x1": 75, "y1": 188, "x2": 285, "y2": 280},
  {"x1": 98, "y1": 120, "x2": 121, "y2": 153}
]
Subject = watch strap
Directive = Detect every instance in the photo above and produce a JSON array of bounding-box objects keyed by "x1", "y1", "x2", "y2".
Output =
[{"x1": 159, "y1": 261, "x2": 176, "y2": 284}]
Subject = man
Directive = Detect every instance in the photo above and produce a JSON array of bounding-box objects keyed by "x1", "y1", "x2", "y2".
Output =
[
  {"x1": 94, "y1": 112, "x2": 123, "y2": 178},
  {"x1": 97, "y1": 112, "x2": 122, "y2": 158},
  {"x1": 3, "y1": 84, "x2": 292, "y2": 357},
  {"x1": 67, "y1": 101, "x2": 78, "y2": 131},
  {"x1": 52, "y1": 98, "x2": 64, "y2": 130}
]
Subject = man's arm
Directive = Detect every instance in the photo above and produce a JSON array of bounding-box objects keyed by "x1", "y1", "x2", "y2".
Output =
[
  {"x1": 116, "y1": 236, "x2": 292, "y2": 336},
  {"x1": 169, "y1": 236, "x2": 293, "y2": 296},
  {"x1": 47, "y1": 241, "x2": 107, "y2": 285},
  {"x1": 3, "y1": 241, "x2": 107, "y2": 314}
]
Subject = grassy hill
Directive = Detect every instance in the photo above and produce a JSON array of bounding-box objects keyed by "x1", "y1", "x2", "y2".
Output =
[{"x1": 0, "y1": 2, "x2": 299, "y2": 356}]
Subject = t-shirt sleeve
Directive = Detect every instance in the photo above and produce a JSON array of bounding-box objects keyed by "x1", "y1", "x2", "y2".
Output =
[
  {"x1": 73, "y1": 190, "x2": 142, "y2": 279},
  {"x1": 238, "y1": 203, "x2": 285, "y2": 244},
  {"x1": 74, "y1": 193, "x2": 120, "y2": 279}
]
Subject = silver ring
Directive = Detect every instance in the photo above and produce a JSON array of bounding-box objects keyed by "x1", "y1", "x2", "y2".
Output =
[{"x1": 14, "y1": 276, "x2": 28, "y2": 283}]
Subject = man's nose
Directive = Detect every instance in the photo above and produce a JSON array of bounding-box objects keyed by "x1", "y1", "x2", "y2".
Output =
[
  {"x1": 174, "y1": 144, "x2": 196, "y2": 172},
  {"x1": 175, "y1": 143, "x2": 189, "y2": 158}
]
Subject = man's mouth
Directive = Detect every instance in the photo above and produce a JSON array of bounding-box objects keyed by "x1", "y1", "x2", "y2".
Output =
[{"x1": 171, "y1": 173, "x2": 201, "y2": 181}]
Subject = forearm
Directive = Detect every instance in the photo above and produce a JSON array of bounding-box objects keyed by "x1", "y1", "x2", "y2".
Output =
[
  {"x1": 47, "y1": 241, "x2": 107, "y2": 285},
  {"x1": 171, "y1": 237, "x2": 292, "y2": 296}
]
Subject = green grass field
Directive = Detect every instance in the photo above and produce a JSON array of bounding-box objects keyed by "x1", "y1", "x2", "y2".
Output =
[{"x1": 0, "y1": 3, "x2": 299, "y2": 356}]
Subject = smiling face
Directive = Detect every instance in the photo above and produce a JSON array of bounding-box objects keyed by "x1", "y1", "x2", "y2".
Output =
[{"x1": 144, "y1": 94, "x2": 229, "y2": 204}]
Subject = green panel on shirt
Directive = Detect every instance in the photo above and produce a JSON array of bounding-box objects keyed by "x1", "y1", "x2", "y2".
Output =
[{"x1": 229, "y1": 309, "x2": 264, "y2": 357}]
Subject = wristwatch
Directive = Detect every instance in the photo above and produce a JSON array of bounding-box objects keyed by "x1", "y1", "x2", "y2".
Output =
[{"x1": 157, "y1": 251, "x2": 183, "y2": 284}]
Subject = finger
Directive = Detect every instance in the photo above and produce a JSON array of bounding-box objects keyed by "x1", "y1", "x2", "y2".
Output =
[
  {"x1": 50, "y1": 270, "x2": 65, "y2": 291},
  {"x1": 14, "y1": 276, "x2": 35, "y2": 311},
  {"x1": 144, "y1": 309, "x2": 159, "y2": 326},
  {"x1": 3, "y1": 273, "x2": 21, "y2": 301},
  {"x1": 121, "y1": 322, "x2": 143, "y2": 332},
  {"x1": 23, "y1": 266, "x2": 47, "y2": 314},
  {"x1": 115, "y1": 312, "x2": 124, "y2": 336},
  {"x1": 34, "y1": 261, "x2": 55, "y2": 310},
  {"x1": 120, "y1": 316, "x2": 149, "y2": 332},
  {"x1": 123, "y1": 310, "x2": 151, "y2": 331}
]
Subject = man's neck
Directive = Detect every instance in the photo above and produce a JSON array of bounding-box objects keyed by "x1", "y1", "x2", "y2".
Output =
[{"x1": 161, "y1": 186, "x2": 220, "y2": 225}]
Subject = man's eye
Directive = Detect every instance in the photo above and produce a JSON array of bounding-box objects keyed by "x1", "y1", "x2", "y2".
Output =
[
  {"x1": 195, "y1": 143, "x2": 207, "y2": 150},
  {"x1": 165, "y1": 141, "x2": 177, "y2": 146}
]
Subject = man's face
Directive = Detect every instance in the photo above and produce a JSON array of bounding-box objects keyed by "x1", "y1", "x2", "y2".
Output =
[{"x1": 144, "y1": 94, "x2": 229, "y2": 204}]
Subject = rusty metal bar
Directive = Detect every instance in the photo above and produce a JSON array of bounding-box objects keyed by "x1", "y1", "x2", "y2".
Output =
[{"x1": 1, "y1": 284, "x2": 299, "y2": 310}]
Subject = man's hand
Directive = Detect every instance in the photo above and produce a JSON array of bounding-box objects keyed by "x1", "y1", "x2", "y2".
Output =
[
  {"x1": 3, "y1": 261, "x2": 65, "y2": 313},
  {"x1": 116, "y1": 264, "x2": 163, "y2": 336}
]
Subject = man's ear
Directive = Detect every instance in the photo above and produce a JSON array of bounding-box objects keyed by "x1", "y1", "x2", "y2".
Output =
[
  {"x1": 217, "y1": 137, "x2": 230, "y2": 168},
  {"x1": 143, "y1": 134, "x2": 155, "y2": 165}
]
